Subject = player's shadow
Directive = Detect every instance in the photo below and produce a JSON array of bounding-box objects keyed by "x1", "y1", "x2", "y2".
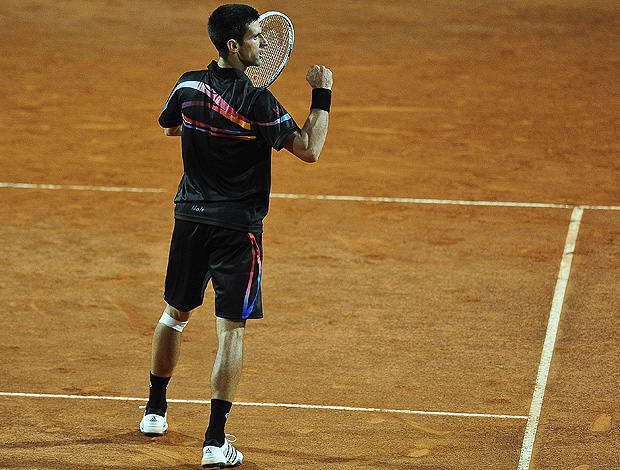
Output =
[
  {"x1": 2, "y1": 430, "x2": 195, "y2": 449},
  {"x1": 1, "y1": 431, "x2": 265, "y2": 469},
  {"x1": 241, "y1": 446, "x2": 406, "y2": 468},
  {"x1": 4, "y1": 433, "x2": 416, "y2": 469},
  {"x1": 0, "y1": 431, "x2": 422, "y2": 470}
]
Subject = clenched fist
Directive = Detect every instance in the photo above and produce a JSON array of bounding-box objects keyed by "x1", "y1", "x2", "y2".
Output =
[{"x1": 306, "y1": 65, "x2": 333, "y2": 90}]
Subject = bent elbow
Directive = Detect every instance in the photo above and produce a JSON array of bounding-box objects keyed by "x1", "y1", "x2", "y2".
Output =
[
  {"x1": 286, "y1": 132, "x2": 322, "y2": 163},
  {"x1": 300, "y1": 149, "x2": 320, "y2": 163},
  {"x1": 306, "y1": 149, "x2": 320, "y2": 163},
  {"x1": 300, "y1": 143, "x2": 323, "y2": 163}
]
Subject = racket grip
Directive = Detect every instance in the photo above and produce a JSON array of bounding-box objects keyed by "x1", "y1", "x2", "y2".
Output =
[{"x1": 310, "y1": 88, "x2": 332, "y2": 113}]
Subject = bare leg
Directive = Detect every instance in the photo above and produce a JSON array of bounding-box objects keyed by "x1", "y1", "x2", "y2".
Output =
[
  {"x1": 141, "y1": 304, "x2": 192, "y2": 433},
  {"x1": 203, "y1": 317, "x2": 246, "y2": 446},
  {"x1": 211, "y1": 317, "x2": 246, "y2": 401},
  {"x1": 151, "y1": 304, "x2": 192, "y2": 377}
]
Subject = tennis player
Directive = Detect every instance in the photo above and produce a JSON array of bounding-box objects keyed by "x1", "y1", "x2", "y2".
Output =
[{"x1": 139, "y1": 4, "x2": 332, "y2": 468}]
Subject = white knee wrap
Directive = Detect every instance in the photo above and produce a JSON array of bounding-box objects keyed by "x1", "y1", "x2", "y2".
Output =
[{"x1": 158, "y1": 311, "x2": 189, "y2": 332}]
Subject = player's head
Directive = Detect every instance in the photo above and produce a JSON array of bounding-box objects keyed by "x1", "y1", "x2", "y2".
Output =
[{"x1": 208, "y1": 4, "x2": 260, "y2": 58}]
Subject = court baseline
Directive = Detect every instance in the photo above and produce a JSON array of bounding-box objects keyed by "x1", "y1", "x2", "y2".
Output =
[
  {"x1": 0, "y1": 391, "x2": 526, "y2": 420},
  {"x1": 1, "y1": 181, "x2": 618, "y2": 210}
]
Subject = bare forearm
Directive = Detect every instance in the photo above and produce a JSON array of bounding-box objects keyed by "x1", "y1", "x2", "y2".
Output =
[
  {"x1": 294, "y1": 108, "x2": 329, "y2": 162},
  {"x1": 283, "y1": 65, "x2": 333, "y2": 162}
]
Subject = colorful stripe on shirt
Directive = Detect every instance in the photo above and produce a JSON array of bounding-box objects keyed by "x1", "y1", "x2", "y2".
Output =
[
  {"x1": 182, "y1": 114, "x2": 256, "y2": 140},
  {"x1": 162, "y1": 80, "x2": 294, "y2": 139}
]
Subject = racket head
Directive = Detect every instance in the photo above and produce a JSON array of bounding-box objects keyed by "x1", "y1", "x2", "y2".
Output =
[{"x1": 245, "y1": 11, "x2": 294, "y2": 88}]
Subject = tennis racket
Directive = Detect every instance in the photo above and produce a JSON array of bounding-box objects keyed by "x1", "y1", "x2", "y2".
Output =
[{"x1": 245, "y1": 11, "x2": 294, "y2": 88}]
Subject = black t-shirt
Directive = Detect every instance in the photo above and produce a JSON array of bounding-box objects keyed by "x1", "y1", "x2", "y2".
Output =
[{"x1": 159, "y1": 61, "x2": 299, "y2": 232}]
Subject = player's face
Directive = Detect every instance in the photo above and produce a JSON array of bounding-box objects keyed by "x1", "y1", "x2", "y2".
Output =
[{"x1": 238, "y1": 20, "x2": 267, "y2": 68}]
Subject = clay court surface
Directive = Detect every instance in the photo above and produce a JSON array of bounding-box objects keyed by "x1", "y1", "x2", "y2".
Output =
[{"x1": 1, "y1": 0, "x2": 619, "y2": 468}]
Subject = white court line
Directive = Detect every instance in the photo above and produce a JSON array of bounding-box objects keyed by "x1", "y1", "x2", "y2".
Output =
[
  {"x1": 0, "y1": 391, "x2": 527, "y2": 420},
  {"x1": 272, "y1": 193, "x2": 620, "y2": 211},
  {"x1": 1, "y1": 182, "x2": 620, "y2": 210},
  {"x1": 517, "y1": 206, "x2": 584, "y2": 470},
  {"x1": 271, "y1": 192, "x2": 576, "y2": 209},
  {"x1": 0, "y1": 182, "x2": 164, "y2": 193}
]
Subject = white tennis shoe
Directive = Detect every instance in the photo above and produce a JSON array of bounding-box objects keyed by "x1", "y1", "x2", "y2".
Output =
[
  {"x1": 139, "y1": 411, "x2": 168, "y2": 436},
  {"x1": 201, "y1": 437, "x2": 243, "y2": 468}
]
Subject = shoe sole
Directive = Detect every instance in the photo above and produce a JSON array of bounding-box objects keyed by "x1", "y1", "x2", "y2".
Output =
[
  {"x1": 140, "y1": 423, "x2": 168, "y2": 436},
  {"x1": 201, "y1": 464, "x2": 241, "y2": 468},
  {"x1": 201, "y1": 456, "x2": 241, "y2": 468}
]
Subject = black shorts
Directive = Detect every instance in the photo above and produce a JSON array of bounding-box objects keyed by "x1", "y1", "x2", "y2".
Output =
[{"x1": 163, "y1": 219, "x2": 263, "y2": 320}]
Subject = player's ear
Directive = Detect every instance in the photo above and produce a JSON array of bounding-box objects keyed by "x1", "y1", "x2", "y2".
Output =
[{"x1": 227, "y1": 38, "x2": 239, "y2": 55}]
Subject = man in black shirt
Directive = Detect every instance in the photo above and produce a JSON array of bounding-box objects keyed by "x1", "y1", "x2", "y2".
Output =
[{"x1": 139, "y1": 4, "x2": 332, "y2": 468}]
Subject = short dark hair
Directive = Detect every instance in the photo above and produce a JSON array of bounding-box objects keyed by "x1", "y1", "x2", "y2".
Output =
[{"x1": 208, "y1": 4, "x2": 260, "y2": 58}]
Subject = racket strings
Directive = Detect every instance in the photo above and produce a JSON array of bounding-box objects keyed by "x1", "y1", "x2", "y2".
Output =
[{"x1": 246, "y1": 15, "x2": 292, "y2": 87}]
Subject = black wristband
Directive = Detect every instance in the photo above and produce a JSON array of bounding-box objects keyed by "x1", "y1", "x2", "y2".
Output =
[{"x1": 311, "y1": 88, "x2": 332, "y2": 113}]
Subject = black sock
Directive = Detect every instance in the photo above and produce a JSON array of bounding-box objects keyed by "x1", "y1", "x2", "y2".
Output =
[
  {"x1": 146, "y1": 373, "x2": 171, "y2": 416},
  {"x1": 204, "y1": 399, "x2": 233, "y2": 447}
]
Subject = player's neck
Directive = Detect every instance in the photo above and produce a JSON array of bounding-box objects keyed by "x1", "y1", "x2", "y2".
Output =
[{"x1": 217, "y1": 55, "x2": 246, "y2": 72}]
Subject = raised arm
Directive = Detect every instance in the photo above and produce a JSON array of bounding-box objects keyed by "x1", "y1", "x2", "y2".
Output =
[{"x1": 282, "y1": 65, "x2": 333, "y2": 163}]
